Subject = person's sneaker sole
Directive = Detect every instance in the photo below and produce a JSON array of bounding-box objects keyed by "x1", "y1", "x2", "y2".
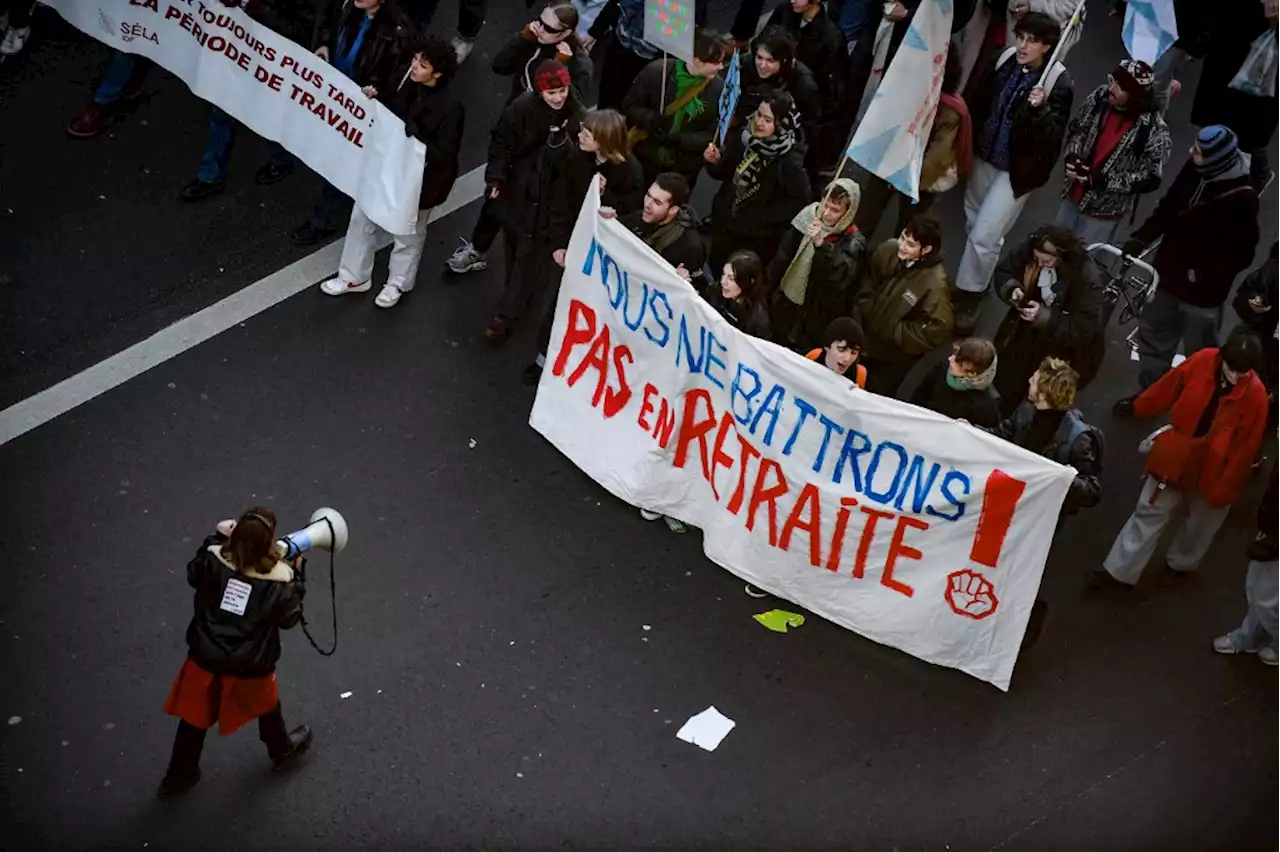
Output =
[
  {"x1": 320, "y1": 278, "x2": 371, "y2": 296},
  {"x1": 447, "y1": 258, "x2": 487, "y2": 274}
]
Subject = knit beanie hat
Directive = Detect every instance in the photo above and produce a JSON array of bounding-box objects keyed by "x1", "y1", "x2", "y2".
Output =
[
  {"x1": 1111, "y1": 59, "x2": 1154, "y2": 97},
  {"x1": 1195, "y1": 125, "x2": 1240, "y2": 177},
  {"x1": 534, "y1": 60, "x2": 571, "y2": 93}
]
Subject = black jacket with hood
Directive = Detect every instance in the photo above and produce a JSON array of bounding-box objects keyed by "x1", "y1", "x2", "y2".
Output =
[
  {"x1": 767, "y1": 223, "x2": 866, "y2": 347},
  {"x1": 313, "y1": 0, "x2": 410, "y2": 91},
  {"x1": 486, "y1": 91, "x2": 586, "y2": 242},
  {"x1": 381, "y1": 65, "x2": 466, "y2": 210},
  {"x1": 623, "y1": 58, "x2": 726, "y2": 181},
  {"x1": 184, "y1": 534, "x2": 305, "y2": 679},
  {"x1": 492, "y1": 27, "x2": 594, "y2": 105}
]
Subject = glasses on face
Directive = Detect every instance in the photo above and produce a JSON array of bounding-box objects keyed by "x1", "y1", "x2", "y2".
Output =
[{"x1": 536, "y1": 16, "x2": 568, "y2": 34}]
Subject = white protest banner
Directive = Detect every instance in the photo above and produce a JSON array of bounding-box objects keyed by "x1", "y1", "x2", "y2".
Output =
[
  {"x1": 847, "y1": 0, "x2": 953, "y2": 202},
  {"x1": 643, "y1": 0, "x2": 695, "y2": 63},
  {"x1": 47, "y1": 0, "x2": 424, "y2": 235},
  {"x1": 531, "y1": 187, "x2": 1076, "y2": 691}
]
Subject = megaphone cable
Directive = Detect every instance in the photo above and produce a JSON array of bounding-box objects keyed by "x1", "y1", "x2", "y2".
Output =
[{"x1": 298, "y1": 516, "x2": 338, "y2": 657}]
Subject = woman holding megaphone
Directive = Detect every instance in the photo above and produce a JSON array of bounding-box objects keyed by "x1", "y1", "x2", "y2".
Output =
[{"x1": 158, "y1": 507, "x2": 312, "y2": 797}]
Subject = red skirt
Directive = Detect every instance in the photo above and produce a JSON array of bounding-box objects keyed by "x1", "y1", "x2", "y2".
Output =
[{"x1": 164, "y1": 658, "x2": 280, "y2": 736}]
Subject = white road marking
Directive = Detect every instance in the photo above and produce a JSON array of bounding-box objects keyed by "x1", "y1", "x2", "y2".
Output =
[{"x1": 0, "y1": 165, "x2": 488, "y2": 447}]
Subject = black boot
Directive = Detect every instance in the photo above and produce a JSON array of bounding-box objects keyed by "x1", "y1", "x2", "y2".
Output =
[
  {"x1": 158, "y1": 720, "x2": 206, "y2": 798},
  {"x1": 157, "y1": 768, "x2": 202, "y2": 798},
  {"x1": 271, "y1": 725, "x2": 314, "y2": 772},
  {"x1": 1112, "y1": 395, "x2": 1137, "y2": 417},
  {"x1": 952, "y1": 289, "x2": 984, "y2": 337}
]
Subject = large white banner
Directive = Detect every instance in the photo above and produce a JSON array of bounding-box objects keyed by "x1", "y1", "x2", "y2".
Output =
[
  {"x1": 48, "y1": 0, "x2": 424, "y2": 234},
  {"x1": 531, "y1": 188, "x2": 1076, "y2": 691},
  {"x1": 848, "y1": 0, "x2": 953, "y2": 202}
]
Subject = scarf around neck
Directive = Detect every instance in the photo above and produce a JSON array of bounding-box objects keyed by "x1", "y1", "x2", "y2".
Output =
[
  {"x1": 946, "y1": 355, "x2": 998, "y2": 391},
  {"x1": 732, "y1": 103, "x2": 799, "y2": 213},
  {"x1": 779, "y1": 177, "x2": 861, "y2": 305}
]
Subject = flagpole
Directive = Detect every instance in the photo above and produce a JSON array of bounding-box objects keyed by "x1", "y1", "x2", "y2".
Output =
[
  {"x1": 660, "y1": 52, "x2": 668, "y2": 113},
  {"x1": 1041, "y1": 0, "x2": 1085, "y2": 78}
]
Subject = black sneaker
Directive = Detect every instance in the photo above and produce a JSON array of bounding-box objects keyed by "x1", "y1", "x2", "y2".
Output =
[
  {"x1": 520, "y1": 363, "x2": 543, "y2": 385},
  {"x1": 1087, "y1": 568, "x2": 1133, "y2": 591},
  {"x1": 254, "y1": 160, "x2": 294, "y2": 186},
  {"x1": 1112, "y1": 395, "x2": 1136, "y2": 417},
  {"x1": 1159, "y1": 563, "x2": 1196, "y2": 586},
  {"x1": 291, "y1": 222, "x2": 336, "y2": 246},
  {"x1": 157, "y1": 768, "x2": 201, "y2": 798},
  {"x1": 271, "y1": 724, "x2": 313, "y2": 772},
  {"x1": 179, "y1": 179, "x2": 226, "y2": 202}
]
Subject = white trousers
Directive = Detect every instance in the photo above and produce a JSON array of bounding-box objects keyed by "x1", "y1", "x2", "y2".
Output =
[
  {"x1": 338, "y1": 205, "x2": 430, "y2": 292},
  {"x1": 1103, "y1": 476, "x2": 1231, "y2": 585},
  {"x1": 955, "y1": 159, "x2": 1029, "y2": 294}
]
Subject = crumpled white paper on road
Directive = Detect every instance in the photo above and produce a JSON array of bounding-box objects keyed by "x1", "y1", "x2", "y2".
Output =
[{"x1": 676, "y1": 706, "x2": 735, "y2": 752}]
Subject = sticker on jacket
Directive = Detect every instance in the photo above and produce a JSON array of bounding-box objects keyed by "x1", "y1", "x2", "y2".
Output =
[
  {"x1": 902, "y1": 291, "x2": 918, "y2": 307},
  {"x1": 219, "y1": 578, "x2": 253, "y2": 616}
]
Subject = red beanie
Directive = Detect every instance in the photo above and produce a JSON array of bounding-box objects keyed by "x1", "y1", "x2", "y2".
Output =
[{"x1": 534, "y1": 59, "x2": 571, "y2": 93}]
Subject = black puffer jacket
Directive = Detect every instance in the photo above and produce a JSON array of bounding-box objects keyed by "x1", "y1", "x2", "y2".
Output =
[
  {"x1": 970, "y1": 54, "x2": 1074, "y2": 197},
  {"x1": 486, "y1": 91, "x2": 585, "y2": 243},
  {"x1": 705, "y1": 130, "x2": 811, "y2": 246},
  {"x1": 382, "y1": 70, "x2": 466, "y2": 210},
  {"x1": 735, "y1": 60, "x2": 823, "y2": 173},
  {"x1": 765, "y1": 4, "x2": 847, "y2": 104},
  {"x1": 184, "y1": 535, "x2": 305, "y2": 678},
  {"x1": 313, "y1": 0, "x2": 410, "y2": 90},
  {"x1": 623, "y1": 58, "x2": 725, "y2": 181},
  {"x1": 766, "y1": 223, "x2": 866, "y2": 348},
  {"x1": 220, "y1": 0, "x2": 316, "y2": 44},
  {"x1": 492, "y1": 27, "x2": 594, "y2": 105}
]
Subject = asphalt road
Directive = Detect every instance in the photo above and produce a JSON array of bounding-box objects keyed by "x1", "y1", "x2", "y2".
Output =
[{"x1": 1, "y1": 1, "x2": 1276, "y2": 850}]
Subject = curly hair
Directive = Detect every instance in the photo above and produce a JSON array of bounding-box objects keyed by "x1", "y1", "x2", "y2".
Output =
[
  {"x1": 411, "y1": 32, "x2": 458, "y2": 86},
  {"x1": 1034, "y1": 357, "x2": 1079, "y2": 410}
]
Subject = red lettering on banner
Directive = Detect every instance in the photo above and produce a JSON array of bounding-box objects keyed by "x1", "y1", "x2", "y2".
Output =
[
  {"x1": 708, "y1": 412, "x2": 736, "y2": 500},
  {"x1": 745, "y1": 458, "x2": 788, "y2": 546},
  {"x1": 852, "y1": 507, "x2": 894, "y2": 579},
  {"x1": 552, "y1": 299, "x2": 595, "y2": 377},
  {"x1": 672, "y1": 389, "x2": 716, "y2": 480},
  {"x1": 779, "y1": 483, "x2": 822, "y2": 567},
  {"x1": 131, "y1": 0, "x2": 160, "y2": 9},
  {"x1": 882, "y1": 516, "x2": 928, "y2": 598},
  {"x1": 652, "y1": 397, "x2": 675, "y2": 447},
  {"x1": 969, "y1": 469, "x2": 1026, "y2": 567},
  {"x1": 638, "y1": 383, "x2": 658, "y2": 432},
  {"x1": 825, "y1": 496, "x2": 859, "y2": 572},
  {"x1": 725, "y1": 432, "x2": 761, "y2": 515}
]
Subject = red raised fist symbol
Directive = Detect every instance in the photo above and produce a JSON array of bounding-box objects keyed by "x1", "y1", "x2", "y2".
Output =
[{"x1": 945, "y1": 569, "x2": 999, "y2": 620}]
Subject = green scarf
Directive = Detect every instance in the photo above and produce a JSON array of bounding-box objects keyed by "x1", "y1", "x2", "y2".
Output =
[
  {"x1": 656, "y1": 61, "x2": 709, "y2": 164},
  {"x1": 779, "y1": 178, "x2": 861, "y2": 306},
  {"x1": 946, "y1": 356, "x2": 998, "y2": 391}
]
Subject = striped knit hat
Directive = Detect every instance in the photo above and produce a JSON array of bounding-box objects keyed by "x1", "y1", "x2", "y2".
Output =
[{"x1": 1195, "y1": 125, "x2": 1240, "y2": 178}]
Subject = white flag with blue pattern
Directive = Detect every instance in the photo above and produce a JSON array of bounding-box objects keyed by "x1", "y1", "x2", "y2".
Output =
[
  {"x1": 846, "y1": 0, "x2": 954, "y2": 202},
  {"x1": 1122, "y1": 0, "x2": 1178, "y2": 66}
]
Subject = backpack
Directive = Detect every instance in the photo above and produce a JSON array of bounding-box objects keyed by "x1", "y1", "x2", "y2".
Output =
[
  {"x1": 1053, "y1": 409, "x2": 1105, "y2": 471},
  {"x1": 996, "y1": 47, "x2": 1067, "y2": 99}
]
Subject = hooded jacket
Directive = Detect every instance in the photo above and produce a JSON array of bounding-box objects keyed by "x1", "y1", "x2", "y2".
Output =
[
  {"x1": 492, "y1": 26, "x2": 594, "y2": 105},
  {"x1": 486, "y1": 91, "x2": 585, "y2": 241},
  {"x1": 970, "y1": 52, "x2": 1074, "y2": 197},
  {"x1": 313, "y1": 0, "x2": 409, "y2": 90},
  {"x1": 1061, "y1": 85, "x2": 1172, "y2": 219},
  {"x1": 854, "y1": 240, "x2": 953, "y2": 362},
  {"x1": 1130, "y1": 157, "x2": 1260, "y2": 308},
  {"x1": 622, "y1": 58, "x2": 726, "y2": 181},
  {"x1": 184, "y1": 535, "x2": 305, "y2": 678},
  {"x1": 1137, "y1": 348, "x2": 1270, "y2": 508},
  {"x1": 382, "y1": 67, "x2": 465, "y2": 210},
  {"x1": 993, "y1": 240, "x2": 1106, "y2": 390}
]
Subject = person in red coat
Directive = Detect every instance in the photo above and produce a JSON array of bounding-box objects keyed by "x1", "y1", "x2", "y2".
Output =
[{"x1": 1092, "y1": 328, "x2": 1269, "y2": 589}]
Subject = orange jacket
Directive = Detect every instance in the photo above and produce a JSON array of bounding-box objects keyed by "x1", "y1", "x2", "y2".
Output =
[
  {"x1": 1137, "y1": 348, "x2": 1269, "y2": 508},
  {"x1": 807, "y1": 349, "x2": 867, "y2": 388}
]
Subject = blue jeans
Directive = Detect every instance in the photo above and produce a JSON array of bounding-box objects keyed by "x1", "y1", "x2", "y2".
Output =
[
  {"x1": 197, "y1": 105, "x2": 292, "y2": 183},
  {"x1": 1056, "y1": 198, "x2": 1123, "y2": 247},
  {"x1": 94, "y1": 51, "x2": 138, "y2": 105},
  {"x1": 1225, "y1": 560, "x2": 1279, "y2": 653}
]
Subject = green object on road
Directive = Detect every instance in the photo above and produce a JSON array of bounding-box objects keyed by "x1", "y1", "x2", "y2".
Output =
[{"x1": 753, "y1": 610, "x2": 806, "y2": 633}]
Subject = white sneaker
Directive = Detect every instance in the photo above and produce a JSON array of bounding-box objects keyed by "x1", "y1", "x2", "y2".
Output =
[
  {"x1": 1260, "y1": 647, "x2": 1278, "y2": 666},
  {"x1": 1, "y1": 26, "x2": 30, "y2": 55},
  {"x1": 1212, "y1": 635, "x2": 1245, "y2": 655},
  {"x1": 639, "y1": 509, "x2": 661, "y2": 521},
  {"x1": 374, "y1": 284, "x2": 405, "y2": 308},
  {"x1": 446, "y1": 239, "x2": 486, "y2": 274},
  {"x1": 451, "y1": 35, "x2": 475, "y2": 63},
  {"x1": 319, "y1": 277, "x2": 370, "y2": 296}
]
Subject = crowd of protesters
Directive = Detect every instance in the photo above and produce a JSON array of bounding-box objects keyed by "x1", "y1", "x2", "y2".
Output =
[{"x1": 37, "y1": 0, "x2": 1278, "y2": 701}]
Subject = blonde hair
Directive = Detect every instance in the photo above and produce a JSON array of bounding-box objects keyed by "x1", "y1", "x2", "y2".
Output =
[
  {"x1": 581, "y1": 108, "x2": 630, "y2": 164},
  {"x1": 1035, "y1": 357, "x2": 1079, "y2": 410}
]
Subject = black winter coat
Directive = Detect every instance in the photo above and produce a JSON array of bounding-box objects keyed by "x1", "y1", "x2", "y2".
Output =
[
  {"x1": 766, "y1": 223, "x2": 866, "y2": 347},
  {"x1": 313, "y1": 1, "x2": 409, "y2": 90},
  {"x1": 993, "y1": 405, "x2": 1102, "y2": 513},
  {"x1": 970, "y1": 56, "x2": 1074, "y2": 197},
  {"x1": 492, "y1": 29, "x2": 594, "y2": 105},
  {"x1": 1233, "y1": 245, "x2": 1279, "y2": 388},
  {"x1": 1131, "y1": 159, "x2": 1260, "y2": 309},
  {"x1": 705, "y1": 131, "x2": 811, "y2": 246},
  {"x1": 623, "y1": 58, "x2": 726, "y2": 181},
  {"x1": 736, "y1": 60, "x2": 824, "y2": 173},
  {"x1": 701, "y1": 284, "x2": 773, "y2": 340},
  {"x1": 764, "y1": 5, "x2": 848, "y2": 104},
  {"x1": 220, "y1": 0, "x2": 315, "y2": 44},
  {"x1": 486, "y1": 92, "x2": 586, "y2": 242},
  {"x1": 909, "y1": 368, "x2": 1002, "y2": 430},
  {"x1": 382, "y1": 74, "x2": 465, "y2": 210},
  {"x1": 549, "y1": 151, "x2": 646, "y2": 248},
  {"x1": 1189, "y1": 1, "x2": 1276, "y2": 150},
  {"x1": 184, "y1": 535, "x2": 305, "y2": 679},
  {"x1": 992, "y1": 242, "x2": 1106, "y2": 400}
]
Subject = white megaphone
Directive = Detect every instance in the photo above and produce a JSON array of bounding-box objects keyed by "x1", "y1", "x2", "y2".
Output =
[{"x1": 278, "y1": 507, "x2": 349, "y2": 561}]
